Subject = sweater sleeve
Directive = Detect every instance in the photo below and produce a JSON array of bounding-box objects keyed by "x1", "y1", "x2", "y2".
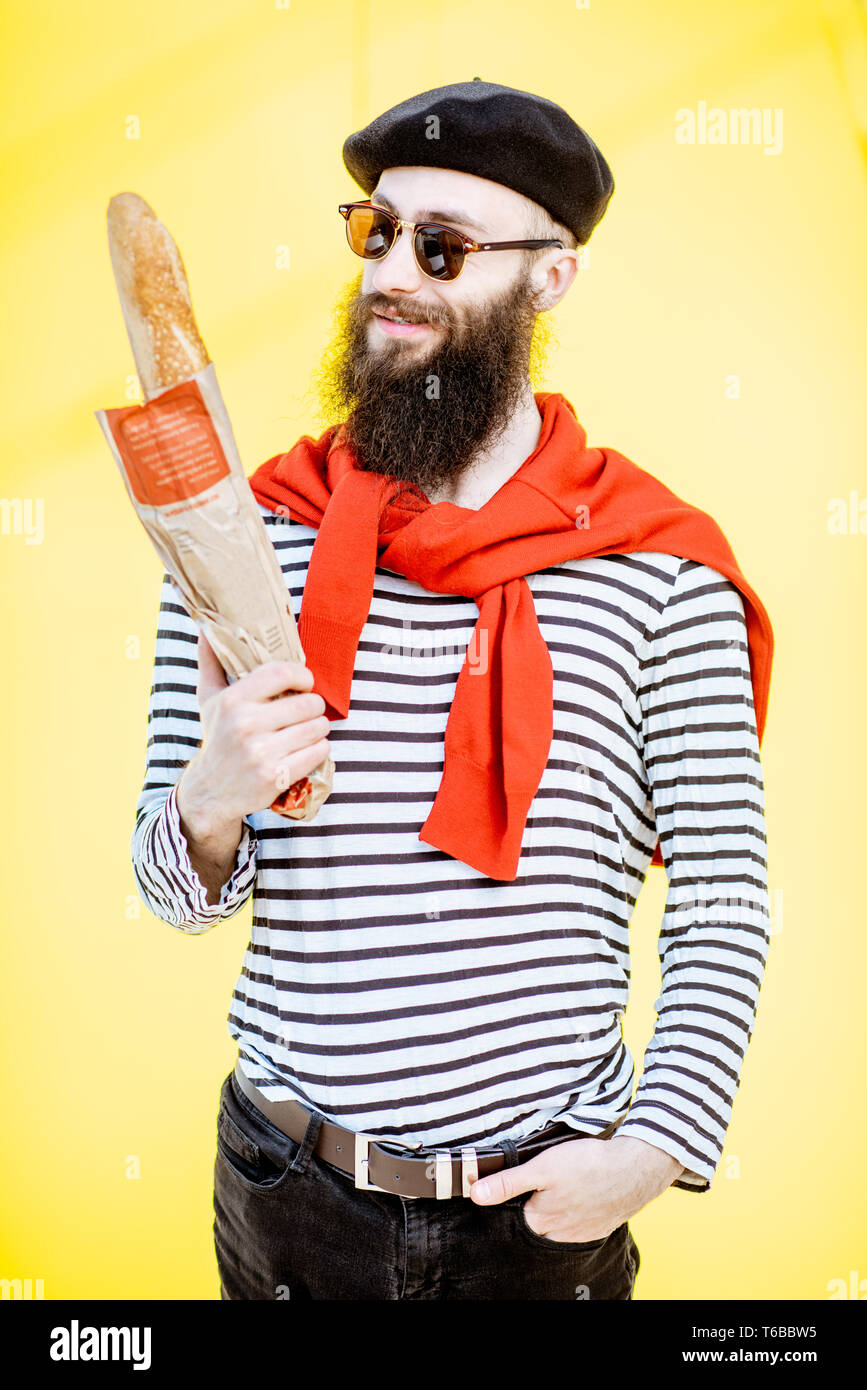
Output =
[
  {"x1": 616, "y1": 559, "x2": 771, "y2": 1191},
  {"x1": 130, "y1": 573, "x2": 259, "y2": 933}
]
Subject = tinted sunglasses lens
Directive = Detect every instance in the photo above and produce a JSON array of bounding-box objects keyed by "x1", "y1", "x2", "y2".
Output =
[
  {"x1": 415, "y1": 225, "x2": 465, "y2": 280},
  {"x1": 346, "y1": 207, "x2": 395, "y2": 258}
]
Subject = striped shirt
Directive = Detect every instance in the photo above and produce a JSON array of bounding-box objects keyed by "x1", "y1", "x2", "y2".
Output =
[{"x1": 131, "y1": 501, "x2": 771, "y2": 1192}]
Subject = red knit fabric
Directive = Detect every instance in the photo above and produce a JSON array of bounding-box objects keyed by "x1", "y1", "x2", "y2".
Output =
[{"x1": 248, "y1": 392, "x2": 774, "y2": 881}]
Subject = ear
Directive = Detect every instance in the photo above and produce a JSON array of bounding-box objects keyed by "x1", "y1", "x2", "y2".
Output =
[{"x1": 529, "y1": 247, "x2": 580, "y2": 312}]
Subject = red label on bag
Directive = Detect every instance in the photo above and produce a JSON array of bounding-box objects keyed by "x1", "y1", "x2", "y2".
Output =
[
  {"x1": 271, "y1": 776, "x2": 312, "y2": 815},
  {"x1": 103, "y1": 380, "x2": 231, "y2": 507}
]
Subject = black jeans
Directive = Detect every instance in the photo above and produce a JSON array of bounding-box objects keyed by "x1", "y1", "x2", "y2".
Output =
[{"x1": 213, "y1": 1069, "x2": 641, "y2": 1301}]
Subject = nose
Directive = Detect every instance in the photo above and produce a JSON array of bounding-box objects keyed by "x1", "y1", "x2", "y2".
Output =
[{"x1": 368, "y1": 224, "x2": 426, "y2": 297}]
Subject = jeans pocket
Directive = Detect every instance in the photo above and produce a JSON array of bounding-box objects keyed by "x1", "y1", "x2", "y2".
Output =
[
  {"x1": 215, "y1": 1073, "x2": 301, "y2": 1196},
  {"x1": 514, "y1": 1194, "x2": 617, "y2": 1252}
]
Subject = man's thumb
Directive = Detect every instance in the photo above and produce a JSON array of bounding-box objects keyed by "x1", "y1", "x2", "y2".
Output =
[
  {"x1": 469, "y1": 1157, "x2": 542, "y2": 1206},
  {"x1": 196, "y1": 630, "x2": 229, "y2": 708}
]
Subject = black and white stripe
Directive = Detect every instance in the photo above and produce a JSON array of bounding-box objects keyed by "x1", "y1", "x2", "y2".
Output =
[{"x1": 131, "y1": 503, "x2": 770, "y2": 1191}]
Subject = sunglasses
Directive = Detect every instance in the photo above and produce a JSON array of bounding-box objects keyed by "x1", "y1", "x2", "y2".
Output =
[{"x1": 339, "y1": 200, "x2": 564, "y2": 283}]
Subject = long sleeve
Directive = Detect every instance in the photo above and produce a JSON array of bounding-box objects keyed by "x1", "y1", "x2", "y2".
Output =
[
  {"x1": 616, "y1": 559, "x2": 771, "y2": 1191},
  {"x1": 130, "y1": 572, "x2": 259, "y2": 934}
]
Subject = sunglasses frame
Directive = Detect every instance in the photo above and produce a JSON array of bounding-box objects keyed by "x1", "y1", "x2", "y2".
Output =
[{"x1": 338, "y1": 200, "x2": 565, "y2": 282}]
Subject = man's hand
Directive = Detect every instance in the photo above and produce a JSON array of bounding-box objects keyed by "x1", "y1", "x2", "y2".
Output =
[
  {"x1": 179, "y1": 632, "x2": 332, "y2": 836},
  {"x1": 469, "y1": 1135, "x2": 685, "y2": 1242}
]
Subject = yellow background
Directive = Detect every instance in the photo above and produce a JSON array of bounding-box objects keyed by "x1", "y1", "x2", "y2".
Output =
[{"x1": 1, "y1": 0, "x2": 865, "y2": 1300}]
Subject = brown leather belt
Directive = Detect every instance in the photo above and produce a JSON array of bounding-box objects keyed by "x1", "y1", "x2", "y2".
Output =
[{"x1": 232, "y1": 1059, "x2": 623, "y2": 1200}]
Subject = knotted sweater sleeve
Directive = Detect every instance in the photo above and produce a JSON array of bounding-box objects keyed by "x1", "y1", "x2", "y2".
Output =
[
  {"x1": 616, "y1": 559, "x2": 772, "y2": 1191},
  {"x1": 130, "y1": 573, "x2": 259, "y2": 933}
]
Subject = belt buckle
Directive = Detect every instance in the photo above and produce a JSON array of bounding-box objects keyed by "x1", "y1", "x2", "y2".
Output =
[
  {"x1": 354, "y1": 1133, "x2": 390, "y2": 1194},
  {"x1": 355, "y1": 1134, "x2": 479, "y2": 1200},
  {"x1": 353, "y1": 1133, "x2": 421, "y2": 1200}
]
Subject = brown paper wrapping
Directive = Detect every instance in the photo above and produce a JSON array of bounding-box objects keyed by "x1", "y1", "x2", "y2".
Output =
[{"x1": 95, "y1": 363, "x2": 333, "y2": 822}]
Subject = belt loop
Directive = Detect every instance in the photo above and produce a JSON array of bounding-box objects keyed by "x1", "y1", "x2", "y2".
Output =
[
  {"x1": 499, "y1": 1138, "x2": 521, "y2": 1170},
  {"x1": 289, "y1": 1108, "x2": 324, "y2": 1174}
]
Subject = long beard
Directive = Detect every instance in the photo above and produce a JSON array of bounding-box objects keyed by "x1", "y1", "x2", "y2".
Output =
[{"x1": 313, "y1": 270, "x2": 545, "y2": 499}]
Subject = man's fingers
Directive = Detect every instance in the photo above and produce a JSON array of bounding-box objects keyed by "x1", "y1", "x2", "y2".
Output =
[
  {"x1": 469, "y1": 1155, "x2": 546, "y2": 1205},
  {"x1": 196, "y1": 636, "x2": 316, "y2": 711},
  {"x1": 237, "y1": 657, "x2": 316, "y2": 702}
]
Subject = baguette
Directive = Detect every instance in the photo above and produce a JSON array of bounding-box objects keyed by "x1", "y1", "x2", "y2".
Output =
[
  {"x1": 99, "y1": 191, "x2": 333, "y2": 824},
  {"x1": 107, "y1": 191, "x2": 210, "y2": 399}
]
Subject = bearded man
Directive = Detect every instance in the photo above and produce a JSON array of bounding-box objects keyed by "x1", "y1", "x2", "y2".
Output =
[{"x1": 131, "y1": 80, "x2": 774, "y2": 1301}]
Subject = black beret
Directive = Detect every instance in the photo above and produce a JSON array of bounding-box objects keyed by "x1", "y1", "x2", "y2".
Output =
[{"x1": 342, "y1": 78, "x2": 614, "y2": 246}]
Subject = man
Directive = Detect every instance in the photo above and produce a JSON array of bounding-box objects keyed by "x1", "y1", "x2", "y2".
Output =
[{"x1": 132, "y1": 80, "x2": 773, "y2": 1300}]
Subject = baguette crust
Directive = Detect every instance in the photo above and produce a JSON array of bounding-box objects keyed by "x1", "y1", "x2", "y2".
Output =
[{"x1": 107, "y1": 192, "x2": 210, "y2": 398}]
